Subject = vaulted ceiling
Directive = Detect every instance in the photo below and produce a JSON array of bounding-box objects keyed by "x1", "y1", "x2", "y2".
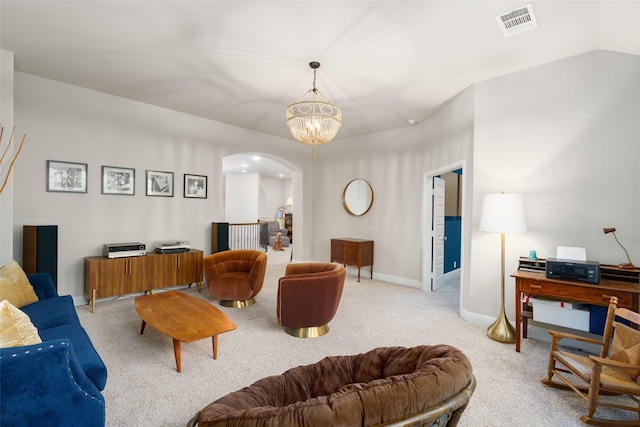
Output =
[{"x1": 2, "y1": 1, "x2": 639, "y2": 150}]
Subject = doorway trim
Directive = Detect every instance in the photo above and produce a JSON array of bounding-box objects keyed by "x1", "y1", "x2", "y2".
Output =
[{"x1": 422, "y1": 160, "x2": 467, "y2": 310}]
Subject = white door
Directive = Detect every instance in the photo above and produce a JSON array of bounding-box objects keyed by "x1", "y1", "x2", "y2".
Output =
[{"x1": 431, "y1": 176, "x2": 445, "y2": 290}]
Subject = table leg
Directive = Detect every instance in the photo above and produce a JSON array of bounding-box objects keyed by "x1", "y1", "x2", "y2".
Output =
[
  {"x1": 173, "y1": 338, "x2": 181, "y2": 373},
  {"x1": 515, "y1": 286, "x2": 521, "y2": 353},
  {"x1": 357, "y1": 267, "x2": 361, "y2": 282},
  {"x1": 140, "y1": 320, "x2": 146, "y2": 335},
  {"x1": 86, "y1": 289, "x2": 97, "y2": 313},
  {"x1": 212, "y1": 335, "x2": 218, "y2": 360}
]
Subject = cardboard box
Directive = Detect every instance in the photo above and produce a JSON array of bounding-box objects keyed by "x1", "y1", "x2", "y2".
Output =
[{"x1": 532, "y1": 300, "x2": 590, "y2": 332}]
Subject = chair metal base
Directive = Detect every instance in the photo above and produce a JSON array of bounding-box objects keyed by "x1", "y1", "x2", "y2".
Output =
[
  {"x1": 284, "y1": 324, "x2": 329, "y2": 338},
  {"x1": 219, "y1": 298, "x2": 255, "y2": 308}
]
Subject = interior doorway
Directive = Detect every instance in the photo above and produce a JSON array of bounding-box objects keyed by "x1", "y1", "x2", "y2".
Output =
[
  {"x1": 222, "y1": 152, "x2": 302, "y2": 259},
  {"x1": 422, "y1": 164, "x2": 464, "y2": 295}
]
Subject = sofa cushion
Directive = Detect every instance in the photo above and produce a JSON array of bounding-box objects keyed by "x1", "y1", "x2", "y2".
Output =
[
  {"x1": 27, "y1": 273, "x2": 59, "y2": 300},
  {"x1": 0, "y1": 260, "x2": 38, "y2": 308},
  {"x1": 0, "y1": 300, "x2": 42, "y2": 348},
  {"x1": 39, "y1": 325, "x2": 107, "y2": 391},
  {"x1": 20, "y1": 295, "x2": 81, "y2": 330}
]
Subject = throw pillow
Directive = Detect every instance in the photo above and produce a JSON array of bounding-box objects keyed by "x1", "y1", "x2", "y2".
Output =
[
  {"x1": 0, "y1": 299, "x2": 42, "y2": 348},
  {"x1": 0, "y1": 260, "x2": 38, "y2": 308}
]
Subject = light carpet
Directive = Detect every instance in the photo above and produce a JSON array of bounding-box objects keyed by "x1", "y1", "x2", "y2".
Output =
[{"x1": 76, "y1": 246, "x2": 634, "y2": 426}]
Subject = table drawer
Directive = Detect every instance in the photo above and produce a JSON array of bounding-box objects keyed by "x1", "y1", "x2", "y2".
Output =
[{"x1": 519, "y1": 278, "x2": 633, "y2": 308}]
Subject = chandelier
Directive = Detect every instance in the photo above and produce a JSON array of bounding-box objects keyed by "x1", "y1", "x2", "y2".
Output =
[{"x1": 286, "y1": 62, "x2": 342, "y2": 161}]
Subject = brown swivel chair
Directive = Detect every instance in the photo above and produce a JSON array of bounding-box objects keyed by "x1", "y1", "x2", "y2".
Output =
[
  {"x1": 542, "y1": 296, "x2": 640, "y2": 425},
  {"x1": 203, "y1": 250, "x2": 267, "y2": 308},
  {"x1": 277, "y1": 262, "x2": 346, "y2": 338}
]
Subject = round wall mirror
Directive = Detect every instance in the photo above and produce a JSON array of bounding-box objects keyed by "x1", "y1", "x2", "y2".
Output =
[{"x1": 342, "y1": 179, "x2": 374, "y2": 216}]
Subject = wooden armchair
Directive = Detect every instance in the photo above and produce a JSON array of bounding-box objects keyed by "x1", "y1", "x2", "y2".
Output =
[{"x1": 541, "y1": 296, "x2": 640, "y2": 425}]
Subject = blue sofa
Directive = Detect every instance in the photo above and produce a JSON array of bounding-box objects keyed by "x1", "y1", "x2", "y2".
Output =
[{"x1": 0, "y1": 273, "x2": 107, "y2": 426}]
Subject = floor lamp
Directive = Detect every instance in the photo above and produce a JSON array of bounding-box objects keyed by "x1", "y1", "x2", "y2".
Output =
[{"x1": 479, "y1": 192, "x2": 527, "y2": 343}]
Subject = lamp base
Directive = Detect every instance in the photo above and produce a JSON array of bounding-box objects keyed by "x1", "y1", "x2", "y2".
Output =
[
  {"x1": 618, "y1": 262, "x2": 636, "y2": 270},
  {"x1": 487, "y1": 312, "x2": 516, "y2": 343}
]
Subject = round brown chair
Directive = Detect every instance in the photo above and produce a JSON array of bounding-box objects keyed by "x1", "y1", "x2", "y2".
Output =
[
  {"x1": 277, "y1": 262, "x2": 346, "y2": 337},
  {"x1": 187, "y1": 345, "x2": 475, "y2": 427},
  {"x1": 203, "y1": 250, "x2": 267, "y2": 308}
]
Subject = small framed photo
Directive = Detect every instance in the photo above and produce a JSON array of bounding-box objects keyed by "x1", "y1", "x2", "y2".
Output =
[
  {"x1": 102, "y1": 166, "x2": 135, "y2": 195},
  {"x1": 47, "y1": 160, "x2": 87, "y2": 193},
  {"x1": 146, "y1": 170, "x2": 174, "y2": 197},
  {"x1": 184, "y1": 174, "x2": 207, "y2": 199}
]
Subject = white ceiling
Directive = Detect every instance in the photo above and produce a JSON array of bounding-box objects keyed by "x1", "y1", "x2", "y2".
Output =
[{"x1": 2, "y1": 1, "x2": 639, "y2": 177}]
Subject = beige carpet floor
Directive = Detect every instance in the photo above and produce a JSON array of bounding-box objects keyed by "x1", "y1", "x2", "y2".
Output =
[{"x1": 76, "y1": 246, "x2": 635, "y2": 426}]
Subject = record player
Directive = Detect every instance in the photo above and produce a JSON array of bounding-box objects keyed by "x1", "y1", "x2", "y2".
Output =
[{"x1": 155, "y1": 240, "x2": 190, "y2": 254}]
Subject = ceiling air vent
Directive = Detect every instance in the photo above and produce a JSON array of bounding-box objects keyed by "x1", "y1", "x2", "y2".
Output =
[{"x1": 496, "y1": 3, "x2": 538, "y2": 37}]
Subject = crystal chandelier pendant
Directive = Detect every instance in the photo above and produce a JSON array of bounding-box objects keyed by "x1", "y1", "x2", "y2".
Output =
[{"x1": 286, "y1": 62, "x2": 342, "y2": 161}]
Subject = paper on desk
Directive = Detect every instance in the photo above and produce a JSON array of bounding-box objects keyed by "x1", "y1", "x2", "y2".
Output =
[{"x1": 557, "y1": 246, "x2": 587, "y2": 261}]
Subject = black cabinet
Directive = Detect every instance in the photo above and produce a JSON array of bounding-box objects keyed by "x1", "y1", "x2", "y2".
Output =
[{"x1": 211, "y1": 222, "x2": 229, "y2": 253}]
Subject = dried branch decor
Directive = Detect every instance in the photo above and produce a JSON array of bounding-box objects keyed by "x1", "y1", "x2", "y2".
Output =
[{"x1": 0, "y1": 126, "x2": 27, "y2": 194}]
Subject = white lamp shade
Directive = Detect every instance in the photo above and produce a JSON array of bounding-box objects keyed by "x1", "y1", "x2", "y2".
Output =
[
  {"x1": 479, "y1": 193, "x2": 527, "y2": 234},
  {"x1": 285, "y1": 197, "x2": 293, "y2": 207}
]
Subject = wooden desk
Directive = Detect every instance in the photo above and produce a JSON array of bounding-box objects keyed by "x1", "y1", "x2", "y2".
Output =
[{"x1": 511, "y1": 270, "x2": 640, "y2": 352}]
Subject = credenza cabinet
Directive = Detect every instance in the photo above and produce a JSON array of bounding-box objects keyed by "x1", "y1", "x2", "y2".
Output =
[
  {"x1": 330, "y1": 238, "x2": 374, "y2": 282},
  {"x1": 84, "y1": 249, "x2": 203, "y2": 312}
]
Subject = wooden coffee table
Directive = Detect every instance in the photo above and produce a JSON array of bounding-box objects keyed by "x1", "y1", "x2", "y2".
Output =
[{"x1": 134, "y1": 291, "x2": 236, "y2": 372}]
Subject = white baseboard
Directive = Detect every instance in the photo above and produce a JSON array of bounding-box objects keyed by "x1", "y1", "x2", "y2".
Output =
[
  {"x1": 344, "y1": 266, "x2": 421, "y2": 288},
  {"x1": 460, "y1": 308, "x2": 601, "y2": 353}
]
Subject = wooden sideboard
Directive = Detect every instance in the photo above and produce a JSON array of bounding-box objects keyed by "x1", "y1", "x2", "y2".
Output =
[
  {"x1": 330, "y1": 238, "x2": 373, "y2": 282},
  {"x1": 85, "y1": 249, "x2": 203, "y2": 312},
  {"x1": 511, "y1": 270, "x2": 640, "y2": 352}
]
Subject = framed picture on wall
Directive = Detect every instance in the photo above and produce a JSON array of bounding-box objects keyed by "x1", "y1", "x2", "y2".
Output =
[
  {"x1": 46, "y1": 160, "x2": 87, "y2": 193},
  {"x1": 184, "y1": 174, "x2": 207, "y2": 199},
  {"x1": 146, "y1": 170, "x2": 174, "y2": 197},
  {"x1": 101, "y1": 166, "x2": 135, "y2": 195}
]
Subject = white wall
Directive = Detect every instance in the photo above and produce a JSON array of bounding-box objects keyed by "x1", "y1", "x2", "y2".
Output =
[
  {"x1": 225, "y1": 173, "x2": 259, "y2": 222},
  {"x1": 0, "y1": 50, "x2": 15, "y2": 265},
  {"x1": 470, "y1": 50, "x2": 640, "y2": 321},
  {"x1": 312, "y1": 85, "x2": 475, "y2": 286},
  {"x1": 10, "y1": 72, "x2": 312, "y2": 301},
  {"x1": 260, "y1": 176, "x2": 291, "y2": 221}
]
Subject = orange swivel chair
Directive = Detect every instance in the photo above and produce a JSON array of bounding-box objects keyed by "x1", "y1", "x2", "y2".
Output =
[
  {"x1": 203, "y1": 250, "x2": 267, "y2": 308},
  {"x1": 277, "y1": 262, "x2": 346, "y2": 338}
]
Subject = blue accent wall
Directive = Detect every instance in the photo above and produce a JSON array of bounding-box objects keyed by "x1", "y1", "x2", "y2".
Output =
[{"x1": 444, "y1": 216, "x2": 461, "y2": 273}]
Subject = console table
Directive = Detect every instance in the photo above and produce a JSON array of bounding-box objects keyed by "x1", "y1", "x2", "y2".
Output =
[
  {"x1": 84, "y1": 249, "x2": 203, "y2": 312},
  {"x1": 330, "y1": 238, "x2": 373, "y2": 282},
  {"x1": 511, "y1": 270, "x2": 640, "y2": 352}
]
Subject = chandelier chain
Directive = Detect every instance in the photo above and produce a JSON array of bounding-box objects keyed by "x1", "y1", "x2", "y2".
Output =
[{"x1": 312, "y1": 69, "x2": 317, "y2": 93}]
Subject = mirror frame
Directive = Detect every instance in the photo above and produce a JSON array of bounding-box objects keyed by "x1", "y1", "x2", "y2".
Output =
[{"x1": 342, "y1": 179, "x2": 374, "y2": 216}]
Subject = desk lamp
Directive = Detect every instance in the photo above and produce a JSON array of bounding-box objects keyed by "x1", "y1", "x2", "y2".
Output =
[
  {"x1": 603, "y1": 227, "x2": 635, "y2": 269},
  {"x1": 479, "y1": 192, "x2": 527, "y2": 343}
]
